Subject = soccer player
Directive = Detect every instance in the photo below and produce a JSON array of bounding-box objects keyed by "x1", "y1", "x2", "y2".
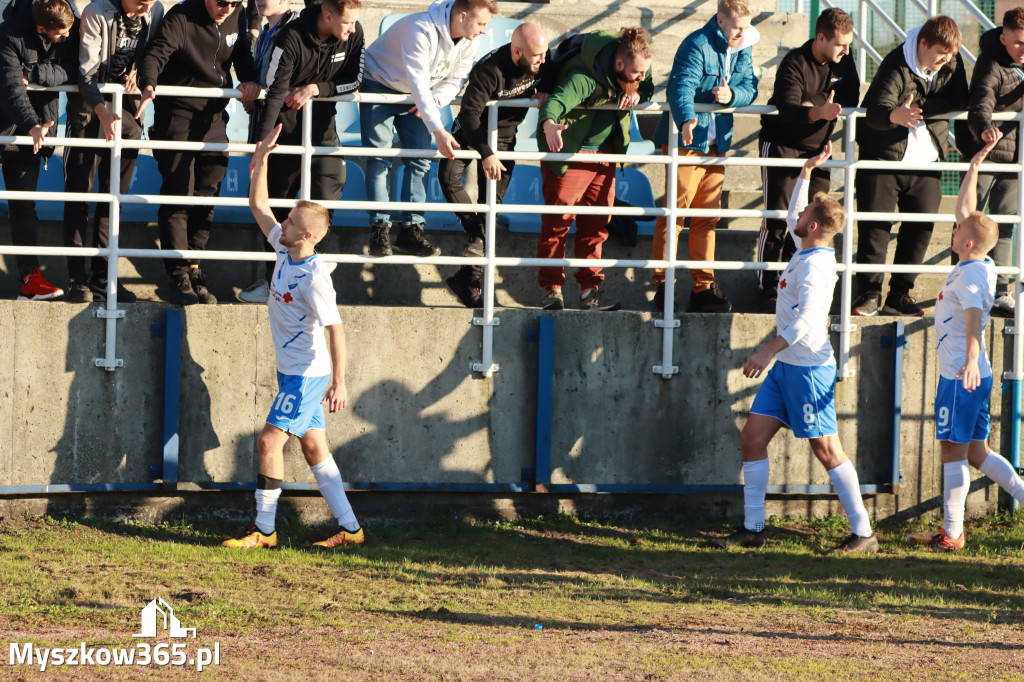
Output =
[
  {"x1": 713, "y1": 142, "x2": 878, "y2": 552},
  {"x1": 223, "y1": 123, "x2": 363, "y2": 550},
  {"x1": 928, "y1": 133, "x2": 1024, "y2": 551}
]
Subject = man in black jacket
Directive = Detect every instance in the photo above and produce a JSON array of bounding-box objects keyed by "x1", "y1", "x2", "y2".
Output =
[
  {"x1": 0, "y1": 0, "x2": 77, "y2": 300},
  {"x1": 438, "y1": 21, "x2": 549, "y2": 308},
  {"x1": 137, "y1": 0, "x2": 258, "y2": 306},
  {"x1": 854, "y1": 15, "x2": 968, "y2": 317},
  {"x1": 955, "y1": 8, "x2": 1024, "y2": 318},
  {"x1": 757, "y1": 8, "x2": 858, "y2": 312},
  {"x1": 237, "y1": 0, "x2": 363, "y2": 304}
]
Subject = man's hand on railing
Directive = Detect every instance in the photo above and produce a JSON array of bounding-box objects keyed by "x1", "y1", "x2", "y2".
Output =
[
  {"x1": 982, "y1": 126, "x2": 1001, "y2": 144},
  {"x1": 238, "y1": 81, "x2": 261, "y2": 103},
  {"x1": 712, "y1": 78, "x2": 732, "y2": 105},
  {"x1": 284, "y1": 83, "x2": 316, "y2": 109},
  {"x1": 543, "y1": 118, "x2": 566, "y2": 152},
  {"x1": 434, "y1": 129, "x2": 460, "y2": 160},
  {"x1": 29, "y1": 121, "x2": 54, "y2": 154},
  {"x1": 680, "y1": 118, "x2": 697, "y2": 147},
  {"x1": 890, "y1": 94, "x2": 923, "y2": 129},
  {"x1": 809, "y1": 91, "x2": 841, "y2": 122},
  {"x1": 618, "y1": 92, "x2": 640, "y2": 109},
  {"x1": 94, "y1": 103, "x2": 119, "y2": 143},
  {"x1": 135, "y1": 85, "x2": 155, "y2": 120},
  {"x1": 481, "y1": 154, "x2": 506, "y2": 180}
]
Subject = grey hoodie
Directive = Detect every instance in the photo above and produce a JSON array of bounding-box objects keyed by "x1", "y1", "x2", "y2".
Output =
[{"x1": 362, "y1": 0, "x2": 480, "y2": 133}]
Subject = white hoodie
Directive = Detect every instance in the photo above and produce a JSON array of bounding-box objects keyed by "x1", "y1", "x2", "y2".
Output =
[
  {"x1": 901, "y1": 26, "x2": 940, "y2": 164},
  {"x1": 362, "y1": 0, "x2": 479, "y2": 134}
]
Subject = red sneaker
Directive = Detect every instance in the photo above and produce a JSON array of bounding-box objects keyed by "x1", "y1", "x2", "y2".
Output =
[
  {"x1": 928, "y1": 528, "x2": 966, "y2": 552},
  {"x1": 18, "y1": 269, "x2": 64, "y2": 301}
]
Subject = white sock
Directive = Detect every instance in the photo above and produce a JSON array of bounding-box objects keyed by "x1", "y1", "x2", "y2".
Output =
[
  {"x1": 943, "y1": 460, "x2": 970, "y2": 539},
  {"x1": 827, "y1": 460, "x2": 872, "y2": 537},
  {"x1": 311, "y1": 457, "x2": 359, "y2": 531},
  {"x1": 979, "y1": 451, "x2": 1024, "y2": 505},
  {"x1": 742, "y1": 459, "x2": 769, "y2": 532},
  {"x1": 254, "y1": 488, "x2": 282, "y2": 535}
]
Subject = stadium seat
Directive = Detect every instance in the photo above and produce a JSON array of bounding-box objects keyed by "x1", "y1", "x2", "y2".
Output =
[
  {"x1": 626, "y1": 110, "x2": 656, "y2": 156},
  {"x1": 336, "y1": 101, "x2": 361, "y2": 146},
  {"x1": 391, "y1": 163, "x2": 462, "y2": 231}
]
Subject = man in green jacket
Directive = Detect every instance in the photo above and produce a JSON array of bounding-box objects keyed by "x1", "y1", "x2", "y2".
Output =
[{"x1": 536, "y1": 27, "x2": 653, "y2": 311}]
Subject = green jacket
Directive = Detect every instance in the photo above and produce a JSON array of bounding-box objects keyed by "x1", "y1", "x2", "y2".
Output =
[{"x1": 537, "y1": 31, "x2": 654, "y2": 177}]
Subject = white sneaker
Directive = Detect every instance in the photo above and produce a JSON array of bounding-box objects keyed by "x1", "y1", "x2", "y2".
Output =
[{"x1": 238, "y1": 279, "x2": 269, "y2": 304}]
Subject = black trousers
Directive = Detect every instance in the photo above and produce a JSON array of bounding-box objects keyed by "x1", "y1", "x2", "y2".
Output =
[
  {"x1": 855, "y1": 170, "x2": 942, "y2": 295},
  {"x1": 974, "y1": 172, "x2": 1018, "y2": 293},
  {"x1": 63, "y1": 102, "x2": 141, "y2": 281},
  {"x1": 151, "y1": 109, "x2": 229, "y2": 278},
  {"x1": 1, "y1": 145, "x2": 44, "y2": 277},
  {"x1": 757, "y1": 140, "x2": 830, "y2": 293},
  {"x1": 256, "y1": 127, "x2": 346, "y2": 281},
  {"x1": 437, "y1": 139, "x2": 514, "y2": 284}
]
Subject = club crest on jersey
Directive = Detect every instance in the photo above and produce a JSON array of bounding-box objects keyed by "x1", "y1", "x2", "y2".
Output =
[{"x1": 226, "y1": 32, "x2": 238, "y2": 47}]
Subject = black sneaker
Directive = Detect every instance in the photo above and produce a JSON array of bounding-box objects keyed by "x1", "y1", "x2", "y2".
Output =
[
  {"x1": 189, "y1": 269, "x2": 217, "y2": 304},
  {"x1": 852, "y1": 292, "x2": 881, "y2": 316},
  {"x1": 369, "y1": 219, "x2": 392, "y2": 257},
  {"x1": 446, "y1": 273, "x2": 482, "y2": 309},
  {"x1": 711, "y1": 527, "x2": 767, "y2": 549},
  {"x1": 67, "y1": 278, "x2": 93, "y2": 303},
  {"x1": 687, "y1": 282, "x2": 731, "y2": 313},
  {"x1": 651, "y1": 283, "x2": 680, "y2": 314},
  {"x1": 881, "y1": 291, "x2": 924, "y2": 317},
  {"x1": 992, "y1": 293, "x2": 1015, "y2": 318},
  {"x1": 832, "y1": 533, "x2": 879, "y2": 553},
  {"x1": 170, "y1": 274, "x2": 199, "y2": 306},
  {"x1": 394, "y1": 223, "x2": 440, "y2": 257},
  {"x1": 580, "y1": 289, "x2": 621, "y2": 311},
  {"x1": 463, "y1": 238, "x2": 485, "y2": 258},
  {"x1": 88, "y1": 275, "x2": 136, "y2": 303},
  {"x1": 540, "y1": 289, "x2": 564, "y2": 310}
]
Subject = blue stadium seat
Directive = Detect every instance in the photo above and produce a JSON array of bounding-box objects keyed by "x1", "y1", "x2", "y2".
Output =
[
  {"x1": 332, "y1": 161, "x2": 367, "y2": 227},
  {"x1": 514, "y1": 106, "x2": 539, "y2": 152},
  {"x1": 122, "y1": 154, "x2": 161, "y2": 223},
  {"x1": 391, "y1": 163, "x2": 462, "y2": 231},
  {"x1": 336, "y1": 101, "x2": 361, "y2": 146},
  {"x1": 626, "y1": 110, "x2": 656, "y2": 156}
]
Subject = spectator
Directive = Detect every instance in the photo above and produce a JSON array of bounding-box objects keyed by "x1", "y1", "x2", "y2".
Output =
[
  {"x1": 757, "y1": 8, "x2": 857, "y2": 313},
  {"x1": 651, "y1": 0, "x2": 759, "y2": 314},
  {"x1": 360, "y1": 0, "x2": 496, "y2": 259},
  {"x1": 536, "y1": 27, "x2": 653, "y2": 312},
  {"x1": 0, "y1": 0, "x2": 77, "y2": 300},
  {"x1": 238, "y1": 0, "x2": 363, "y2": 304},
  {"x1": 137, "y1": 0, "x2": 259, "y2": 306},
  {"x1": 63, "y1": 0, "x2": 164, "y2": 304},
  {"x1": 439, "y1": 21, "x2": 550, "y2": 308},
  {"x1": 854, "y1": 15, "x2": 968, "y2": 317},
  {"x1": 954, "y1": 7, "x2": 1024, "y2": 318}
]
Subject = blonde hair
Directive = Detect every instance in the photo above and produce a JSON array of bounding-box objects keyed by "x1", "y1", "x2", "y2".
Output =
[
  {"x1": 295, "y1": 200, "x2": 330, "y2": 243},
  {"x1": 962, "y1": 211, "x2": 998, "y2": 252},
  {"x1": 810, "y1": 192, "x2": 846, "y2": 236},
  {"x1": 718, "y1": 0, "x2": 753, "y2": 18}
]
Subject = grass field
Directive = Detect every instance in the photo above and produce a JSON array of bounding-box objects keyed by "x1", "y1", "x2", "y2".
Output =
[{"x1": 1, "y1": 512, "x2": 1023, "y2": 681}]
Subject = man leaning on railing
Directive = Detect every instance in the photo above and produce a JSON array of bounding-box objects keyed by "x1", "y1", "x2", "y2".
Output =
[{"x1": 0, "y1": 0, "x2": 77, "y2": 301}]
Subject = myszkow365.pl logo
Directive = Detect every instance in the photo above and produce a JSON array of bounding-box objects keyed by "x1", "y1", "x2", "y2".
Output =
[{"x1": 9, "y1": 597, "x2": 221, "y2": 672}]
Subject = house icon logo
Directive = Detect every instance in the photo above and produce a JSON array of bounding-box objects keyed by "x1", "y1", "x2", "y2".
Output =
[{"x1": 132, "y1": 597, "x2": 196, "y2": 638}]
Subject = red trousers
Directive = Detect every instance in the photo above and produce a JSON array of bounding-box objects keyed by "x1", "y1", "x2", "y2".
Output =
[{"x1": 536, "y1": 153, "x2": 615, "y2": 290}]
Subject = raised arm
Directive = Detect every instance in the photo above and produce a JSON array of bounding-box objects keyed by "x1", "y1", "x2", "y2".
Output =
[
  {"x1": 956, "y1": 134, "x2": 999, "y2": 224},
  {"x1": 786, "y1": 140, "x2": 832, "y2": 251},
  {"x1": 248, "y1": 124, "x2": 282, "y2": 237}
]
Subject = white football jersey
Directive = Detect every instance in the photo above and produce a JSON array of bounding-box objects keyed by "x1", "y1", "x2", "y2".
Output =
[{"x1": 934, "y1": 258, "x2": 995, "y2": 381}]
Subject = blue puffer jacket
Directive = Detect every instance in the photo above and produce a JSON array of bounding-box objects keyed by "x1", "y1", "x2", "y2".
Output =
[{"x1": 654, "y1": 16, "x2": 759, "y2": 153}]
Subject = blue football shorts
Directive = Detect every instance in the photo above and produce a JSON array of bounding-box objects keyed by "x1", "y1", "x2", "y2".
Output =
[
  {"x1": 750, "y1": 361, "x2": 839, "y2": 439},
  {"x1": 266, "y1": 372, "x2": 330, "y2": 437},
  {"x1": 935, "y1": 375, "x2": 992, "y2": 443}
]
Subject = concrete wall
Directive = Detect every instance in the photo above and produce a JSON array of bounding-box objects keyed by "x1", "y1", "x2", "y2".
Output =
[{"x1": 0, "y1": 299, "x2": 1015, "y2": 525}]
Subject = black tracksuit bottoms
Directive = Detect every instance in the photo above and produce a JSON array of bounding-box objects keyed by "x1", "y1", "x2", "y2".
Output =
[
  {"x1": 854, "y1": 170, "x2": 941, "y2": 295},
  {"x1": 1, "y1": 145, "x2": 48, "y2": 277}
]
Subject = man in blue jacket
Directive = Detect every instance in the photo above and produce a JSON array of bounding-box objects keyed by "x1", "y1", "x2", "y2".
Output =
[{"x1": 651, "y1": 0, "x2": 758, "y2": 314}]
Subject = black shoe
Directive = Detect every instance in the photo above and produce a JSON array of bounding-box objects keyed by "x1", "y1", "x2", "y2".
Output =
[
  {"x1": 992, "y1": 293, "x2": 1015, "y2": 318},
  {"x1": 758, "y1": 288, "x2": 777, "y2": 314},
  {"x1": 687, "y1": 282, "x2": 731, "y2": 313},
  {"x1": 463, "y1": 237, "x2": 485, "y2": 258},
  {"x1": 446, "y1": 273, "x2": 482, "y2": 309},
  {"x1": 88, "y1": 275, "x2": 136, "y2": 303},
  {"x1": 67, "y1": 278, "x2": 94, "y2": 303},
  {"x1": 540, "y1": 289, "x2": 564, "y2": 310},
  {"x1": 851, "y1": 292, "x2": 881, "y2": 316},
  {"x1": 189, "y1": 269, "x2": 217, "y2": 304},
  {"x1": 369, "y1": 219, "x2": 392, "y2": 257},
  {"x1": 170, "y1": 274, "x2": 199, "y2": 306},
  {"x1": 711, "y1": 527, "x2": 767, "y2": 549},
  {"x1": 651, "y1": 283, "x2": 680, "y2": 314},
  {"x1": 832, "y1": 533, "x2": 879, "y2": 553},
  {"x1": 580, "y1": 289, "x2": 621, "y2": 311},
  {"x1": 881, "y1": 291, "x2": 924, "y2": 317},
  {"x1": 394, "y1": 223, "x2": 440, "y2": 257}
]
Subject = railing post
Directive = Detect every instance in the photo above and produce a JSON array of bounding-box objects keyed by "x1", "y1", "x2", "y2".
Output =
[
  {"x1": 96, "y1": 85, "x2": 125, "y2": 371},
  {"x1": 654, "y1": 114, "x2": 679, "y2": 379},
  {"x1": 1012, "y1": 115, "x2": 1024, "y2": 511},
  {"x1": 474, "y1": 101, "x2": 500, "y2": 377},
  {"x1": 857, "y1": 0, "x2": 867, "y2": 81},
  {"x1": 837, "y1": 110, "x2": 857, "y2": 379},
  {"x1": 927, "y1": 0, "x2": 937, "y2": 17},
  {"x1": 300, "y1": 102, "x2": 313, "y2": 201}
]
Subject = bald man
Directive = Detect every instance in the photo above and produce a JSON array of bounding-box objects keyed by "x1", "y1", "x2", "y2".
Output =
[{"x1": 439, "y1": 22, "x2": 552, "y2": 308}]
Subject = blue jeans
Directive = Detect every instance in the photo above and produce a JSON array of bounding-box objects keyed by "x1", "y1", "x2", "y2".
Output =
[{"x1": 360, "y1": 79, "x2": 432, "y2": 226}]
